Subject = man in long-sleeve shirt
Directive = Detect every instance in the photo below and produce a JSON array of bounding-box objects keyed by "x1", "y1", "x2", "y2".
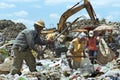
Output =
[{"x1": 10, "y1": 20, "x2": 47, "y2": 75}]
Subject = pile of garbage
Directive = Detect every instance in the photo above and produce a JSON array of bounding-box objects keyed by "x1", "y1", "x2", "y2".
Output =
[
  {"x1": 0, "y1": 53, "x2": 119, "y2": 80},
  {"x1": 0, "y1": 19, "x2": 120, "y2": 80}
]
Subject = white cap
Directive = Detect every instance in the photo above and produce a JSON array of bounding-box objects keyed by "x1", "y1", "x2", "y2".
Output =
[
  {"x1": 78, "y1": 32, "x2": 86, "y2": 39},
  {"x1": 89, "y1": 30, "x2": 94, "y2": 37}
]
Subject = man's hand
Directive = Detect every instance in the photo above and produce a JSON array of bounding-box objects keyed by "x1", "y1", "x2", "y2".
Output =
[
  {"x1": 66, "y1": 50, "x2": 73, "y2": 57},
  {"x1": 85, "y1": 48, "x2": 89, "y2": 53},
  {"x1": 37, "y1": 51, "x2": 44, "y2": 60}
]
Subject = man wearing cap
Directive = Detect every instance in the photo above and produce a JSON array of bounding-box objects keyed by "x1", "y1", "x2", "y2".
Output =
[
  {"x1": 10, "y1": 19, "x2": 47, "y2": 75},
  {"x1": 67, "y1": 32, "x2": 87, "y2": 69}
]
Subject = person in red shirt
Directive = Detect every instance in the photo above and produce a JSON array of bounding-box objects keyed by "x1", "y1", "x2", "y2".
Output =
[{"x1": 87, "y1": 30, "x2": 98, "y2": 64}]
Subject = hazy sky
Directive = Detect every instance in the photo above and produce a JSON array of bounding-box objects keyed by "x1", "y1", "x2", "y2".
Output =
[{"x1": 0, "y1": 0, "x2": 120, "y2": 29}]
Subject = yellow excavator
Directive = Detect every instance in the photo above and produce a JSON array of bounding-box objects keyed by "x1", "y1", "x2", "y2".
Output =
[
  {"x1": 42, "y1": 0, "x2": 99, "y2": 41},
  {"x1": 57, "y1": 0, "x2": 99, "y2": 33}
]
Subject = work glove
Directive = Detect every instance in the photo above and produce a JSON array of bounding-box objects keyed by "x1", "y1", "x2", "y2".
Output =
[{"x1": 37, "y1": 51, "x2": 44, "y2": 60}]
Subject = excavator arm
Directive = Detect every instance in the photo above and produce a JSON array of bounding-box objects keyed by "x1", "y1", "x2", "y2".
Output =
[
  {"x1": 84, "y1": 0, "x2": 98, "y2": 25},
  {"x1": 58, "y1": 0, "x2": 99, "y2": 32}
]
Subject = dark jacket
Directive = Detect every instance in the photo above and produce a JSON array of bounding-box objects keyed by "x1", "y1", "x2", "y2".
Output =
[{"x1": 12, "y1": 29, "x2": 46, "y2": 53}]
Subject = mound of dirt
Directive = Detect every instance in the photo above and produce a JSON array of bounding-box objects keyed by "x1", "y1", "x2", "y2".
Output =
[{"x1": 0, "y1": 19, "x2": 26, "y2": 41}]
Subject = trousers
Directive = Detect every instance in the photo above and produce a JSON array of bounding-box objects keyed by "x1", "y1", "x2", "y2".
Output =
[{"x1": 10, "y1": 48, "x2": 36, "y2": 75}]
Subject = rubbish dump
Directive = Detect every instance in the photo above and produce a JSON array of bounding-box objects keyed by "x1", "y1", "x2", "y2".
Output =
[
  {"x1": 0, "y1": 3, "x2": 120, "y2": 79},
  {"x1": 0, "y1": 53, "x2": 119, "y2": 80}
]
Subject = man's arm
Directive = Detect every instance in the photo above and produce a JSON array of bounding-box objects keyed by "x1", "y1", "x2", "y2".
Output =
[
  {"x1": 67, "y1": 42, "x2": 74, "y2": 56},
  {"x1": 25, "y1": 31, "x2": 41, "y2": 54}
]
